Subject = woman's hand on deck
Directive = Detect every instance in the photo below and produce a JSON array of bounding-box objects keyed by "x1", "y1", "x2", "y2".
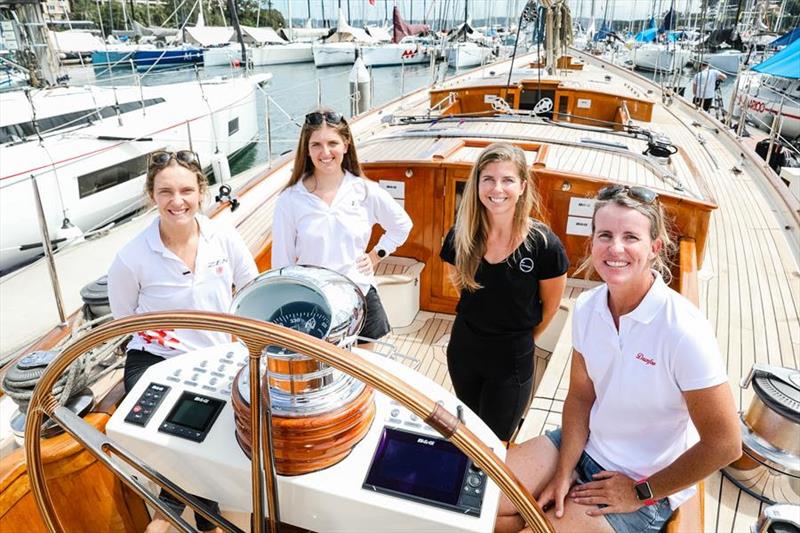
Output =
[
  {"x1": 536, "y1": 473, "x2": 573, "y2": 518},
  {"x1": 569, "y1": 470, "x2": 641, "y2": 515}
]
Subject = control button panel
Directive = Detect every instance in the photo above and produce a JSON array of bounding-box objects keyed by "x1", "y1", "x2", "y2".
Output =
[
  {"x1": 384, "y1": 399, "x2": 442, "y2": 435},
  {"x1": 459, "y1": 462, "x2": 487, "y2": 511},
  {"x1": 124, "y1": 382, "x2": 171, "y2": 427}
]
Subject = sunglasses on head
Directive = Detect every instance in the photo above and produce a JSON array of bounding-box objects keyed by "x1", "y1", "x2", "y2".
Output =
[
  {"x1": 148, "y1": 150, "x2": 201, "y2": 169},
  {"x1": 305, "y1": 111, "x2": 345, "y2": 126},
  {"x1": 597, "y1": 184, "x2": 658, "y2": 204}
]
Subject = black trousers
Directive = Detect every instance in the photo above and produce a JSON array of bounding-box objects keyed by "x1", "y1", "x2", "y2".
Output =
[
  {"x1": 694, "y1": 97, "x2": 713, "y2": 111},
  {"x1": 124, "y1": 349, "x2": 221, "y2": 531},
  {"x1": 446, "y1": 317, "x2": 535, "y2": 441}
]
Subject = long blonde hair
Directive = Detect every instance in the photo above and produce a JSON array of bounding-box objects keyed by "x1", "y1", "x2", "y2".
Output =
[
  {"x1": 284, "y1": 107, "x2": 363, "y2": 191},
  {"x1": 452, "y1": 143, "x2": 545, "y2": 291}
]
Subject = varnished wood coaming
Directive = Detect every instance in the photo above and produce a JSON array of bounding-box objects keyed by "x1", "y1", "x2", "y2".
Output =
[
  {"x1": 0, "y1": 382, "x2": 149, "y2": 533},
  {"x1": 360, "y1": 127, "x2": 716, "y2": 317},
  {"x1": 429, "y1": 76, "x2": 654, "y2": 127}
]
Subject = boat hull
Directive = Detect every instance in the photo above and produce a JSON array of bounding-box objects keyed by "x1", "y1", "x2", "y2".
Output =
[
  {"x1": 313, "y1": 42, "x2": 357, "y2": 67},
  {"x1": 632, "y1": 44, "x2": 691, "y2": 72},
  {"x1": 0, "y1": 75, "x2": 270, "y2": 274},
  {"x1": 204, "y1": 43, "x2": 313, "y2": 67},
  {"x1": 445, "y1": 42, "x2": 493, "y2": 69},
  {"x1": 361, "y1": 43, "x2": 433, "y2": 67}
]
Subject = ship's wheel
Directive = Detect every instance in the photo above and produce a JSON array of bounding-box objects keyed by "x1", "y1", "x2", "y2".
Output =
[{"x1": 24, "y1": 311, "x2": 553, "y2": 533}]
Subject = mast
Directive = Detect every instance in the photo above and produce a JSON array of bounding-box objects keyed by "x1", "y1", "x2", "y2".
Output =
[{"x1": 287, "y1": 0, "x2": 292, "y2": 36}]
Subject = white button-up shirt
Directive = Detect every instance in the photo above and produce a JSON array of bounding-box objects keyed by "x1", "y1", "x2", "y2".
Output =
[
  {"x1": 108, "y1": 215, "x2": 258, "y2": 358},
  {"x1": 271, "y1": 171, "x2": 412, "y2": 294}
]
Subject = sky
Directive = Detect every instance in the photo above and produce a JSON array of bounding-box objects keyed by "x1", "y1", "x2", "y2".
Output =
[{"x1": 268, "y1": 0, "x2": 703, "y2": 24}]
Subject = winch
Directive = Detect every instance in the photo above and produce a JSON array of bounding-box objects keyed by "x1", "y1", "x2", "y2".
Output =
[{"x1": 723, "y1": 363, "x2": 800, "y2": 505}]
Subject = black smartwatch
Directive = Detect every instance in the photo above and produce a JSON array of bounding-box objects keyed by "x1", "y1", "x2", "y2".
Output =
[
  {"x1": 634, "y1": 478, "x2": 656, "y2": 505},
  {"x1": 376, "y1": 248, "x2": 387, "y2": 259}
]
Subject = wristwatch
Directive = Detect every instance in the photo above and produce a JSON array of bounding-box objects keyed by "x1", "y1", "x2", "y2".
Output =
[
  {"x1": 634, "y1": 478, "x2": 657, "y2": 506},
  {"x1": 376, "y1": 248, "x2": 387, "y2": 259}
]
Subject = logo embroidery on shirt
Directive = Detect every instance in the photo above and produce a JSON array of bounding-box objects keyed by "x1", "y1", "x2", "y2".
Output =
[
  {"x1": 139, "y1": 329, "x2": 180, "y2": 348},
  {"x1": 635, "y1": 353, "x2": 656, "y2": 366},
  {"x1": 519, "y1": 257, "x2": 534, "y2": 273}
]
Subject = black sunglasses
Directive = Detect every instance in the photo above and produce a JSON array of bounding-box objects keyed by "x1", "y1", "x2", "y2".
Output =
[
  {"x1": 148, "y1": 150, "x2": 201, "y2": 169},
  {"x1": 597, "y1": 184, "x2": 658, "y2": 204},
  {"x1": 305, "y1": 111, "x2": 345, "y2": 126}
]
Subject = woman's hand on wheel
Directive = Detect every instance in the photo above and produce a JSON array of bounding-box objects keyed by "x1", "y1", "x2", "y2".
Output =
[
  {"x1": 569, "y1": 470, "x2": 642, "y2": 515},
  {"x1": 537, "y1": 472, "x2": 573, "y2": 518}
]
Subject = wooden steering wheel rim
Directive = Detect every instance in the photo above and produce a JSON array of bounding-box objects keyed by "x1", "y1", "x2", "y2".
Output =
[{"x1": 24, "y1": 310, "x2": 553, "y2": 533}]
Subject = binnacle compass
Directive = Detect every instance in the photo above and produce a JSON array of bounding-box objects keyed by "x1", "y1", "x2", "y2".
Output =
[{"x1": 268, "y1": 301, "x2": 331, "y2": 339}]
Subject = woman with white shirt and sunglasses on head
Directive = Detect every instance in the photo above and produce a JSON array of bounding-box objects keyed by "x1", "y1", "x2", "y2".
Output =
[
  {"x1": 495, "y1": 185, "x2": 740, "y2": 533},
  {"x1": 108, "y1": 149, "x2": 258, "y2": 533},
  {"x1": 271, "y1": 108, "x2": 413, "y2": 343}
]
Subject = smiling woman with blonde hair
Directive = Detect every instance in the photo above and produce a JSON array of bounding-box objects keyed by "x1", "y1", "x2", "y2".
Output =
[
  {"x1": 440, "y1": 142, "x2": 569, "y2": 442},
  {"x1": 496, "y1": 185, "x2": 740, "y2": 533}
]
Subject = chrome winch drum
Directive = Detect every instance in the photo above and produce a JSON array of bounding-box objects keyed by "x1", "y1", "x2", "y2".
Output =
[
  {"x1": 229, "y1": 265, "x2": 367, "y2": 417},
  {"x1": 723, "y1": 364, "x2": 800, "y2": 505}
]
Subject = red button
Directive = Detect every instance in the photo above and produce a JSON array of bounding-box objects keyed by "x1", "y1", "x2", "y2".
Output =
[{"x1": 133, "y1": 405, "x2": 142, "y2": 413}]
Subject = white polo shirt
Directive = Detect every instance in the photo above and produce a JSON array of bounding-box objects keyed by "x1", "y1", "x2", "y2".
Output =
[
  {"x1": 572, "y1": 273, "x2": 728, "y2": 509},
  {"x1": 271, "y1": 171, "x2": 413, "y2": 294},
  {"x1": 108, "y1": 215, "x2": 258, "y2": 358}
]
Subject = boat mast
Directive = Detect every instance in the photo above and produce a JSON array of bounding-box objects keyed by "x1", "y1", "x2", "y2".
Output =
[{"x1": 226, "y1": 0, "x2": 246, "y2": 69}]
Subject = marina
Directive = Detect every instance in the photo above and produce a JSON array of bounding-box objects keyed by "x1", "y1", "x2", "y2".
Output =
[{"x1": 1, "y1": 0, "x2": 799, "y2": 532}]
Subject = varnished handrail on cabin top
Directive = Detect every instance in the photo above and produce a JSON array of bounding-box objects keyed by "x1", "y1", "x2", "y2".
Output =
[{"x1": 24, "y1": 312, "x2": 555, "y2": 533}]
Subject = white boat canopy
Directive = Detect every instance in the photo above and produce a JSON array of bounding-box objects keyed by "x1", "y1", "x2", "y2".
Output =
[
  {"x1": 280, "y1": 27, "x2": 329, "y2": 42},
  {"x1": 323, "y1": 10, "x2": 376, "y2": 44},
  {"x1": 184, "y1": 26, "x2": 235, "y2": 47},
  {"x1": 48, "y1": 30, "x2": 105, "y2": 54},
  {"x1": 240, "y1": 26, "x2": 287, "y2": 45},
  {"x1": 365, "y1": 25, "x2": 392, "y2": 42}
]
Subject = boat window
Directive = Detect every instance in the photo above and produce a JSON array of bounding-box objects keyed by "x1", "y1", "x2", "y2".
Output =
[
  {"x1": 228, "y1": 117, "x2": 239, "y2": 136},
  {"x1": 558, "y1": 95, "x2": 569, "y2": 115},
  {"x1": 77, "y1": 154, "x2": 148, "y2": 199},
  {"x1": 0, "y1": 98, "x2": 166, "y2": 144},
  {"x1": 519, "y1": 89, "x2": 555, "y2": 118}
]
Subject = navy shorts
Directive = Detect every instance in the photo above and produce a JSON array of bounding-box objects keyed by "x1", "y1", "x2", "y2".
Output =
[
  {"x1": 545, "y1": 428, "x2": 673, "y2": 533},
  {"x1": 358, "y1": 286, "x2": 390, "y2": 342}
]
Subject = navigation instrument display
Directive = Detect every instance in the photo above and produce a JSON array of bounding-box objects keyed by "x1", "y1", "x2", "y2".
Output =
[
  {"x1": 363, "y1": 427, "x2": 486, "y2": 515},
  {"x1": 159, "y1": 392, "x2": 225, "y2": 443}
]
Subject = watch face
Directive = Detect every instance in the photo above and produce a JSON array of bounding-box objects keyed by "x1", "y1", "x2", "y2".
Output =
[
  {"x1": 377, "y1": 249, "x2": 386, "y2": 258},
  {"x1": 634, "y1": 481, "x2": 653, "y2": 501}
]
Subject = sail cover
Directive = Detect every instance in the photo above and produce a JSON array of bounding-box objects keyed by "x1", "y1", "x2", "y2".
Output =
[
  {"x1": 771, "y1": 27, "x2": 800, "y2": 48},
  {"x1": 392, "y1": 6, "x2": 429, "y2": 44},
  {"x1": 752, "y1": 38, "x2": 800, "y2": 79},
  {"x1": 240, "y1": 26, "x2": 286, "y2": 45}
]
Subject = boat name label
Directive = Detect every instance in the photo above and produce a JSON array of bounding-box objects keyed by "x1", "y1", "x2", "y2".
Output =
[
  {"x1": 577, "y1": 98, "x2": 592, "y2": 109},
  {"x1": 568, "y1": 197, "x2": 596, "y2": 217},
  {"x1": 379, "y1": 180, "x2": 405, "y2": 200},
  {"x1": 567, "y1": 216, "x2": 593, "y2": 236}
]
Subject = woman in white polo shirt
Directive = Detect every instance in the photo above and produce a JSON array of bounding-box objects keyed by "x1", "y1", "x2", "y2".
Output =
[
  {"x1": 108, "y1": 150, "x2": 258, "y2": 533},
  {"x1": 496, "y1": 185, "x2": 741, "y2": 533},
  {"x1": 271, "y1": 108, "x2": 412, "y2": 342}
]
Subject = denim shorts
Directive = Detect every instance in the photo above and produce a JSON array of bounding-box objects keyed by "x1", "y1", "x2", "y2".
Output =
[{"x1": 545, "y1": 428, "x2": 673, "y2": 533}]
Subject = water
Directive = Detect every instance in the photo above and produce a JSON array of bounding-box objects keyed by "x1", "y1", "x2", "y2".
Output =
[{"x1": 65, "y1": 60, "x2": 440, "y2": 175}]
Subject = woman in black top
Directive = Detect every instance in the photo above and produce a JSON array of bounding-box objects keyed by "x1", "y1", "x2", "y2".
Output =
[{"x1": 440, "y1": 143, "x2": 568, "y2": 441}]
